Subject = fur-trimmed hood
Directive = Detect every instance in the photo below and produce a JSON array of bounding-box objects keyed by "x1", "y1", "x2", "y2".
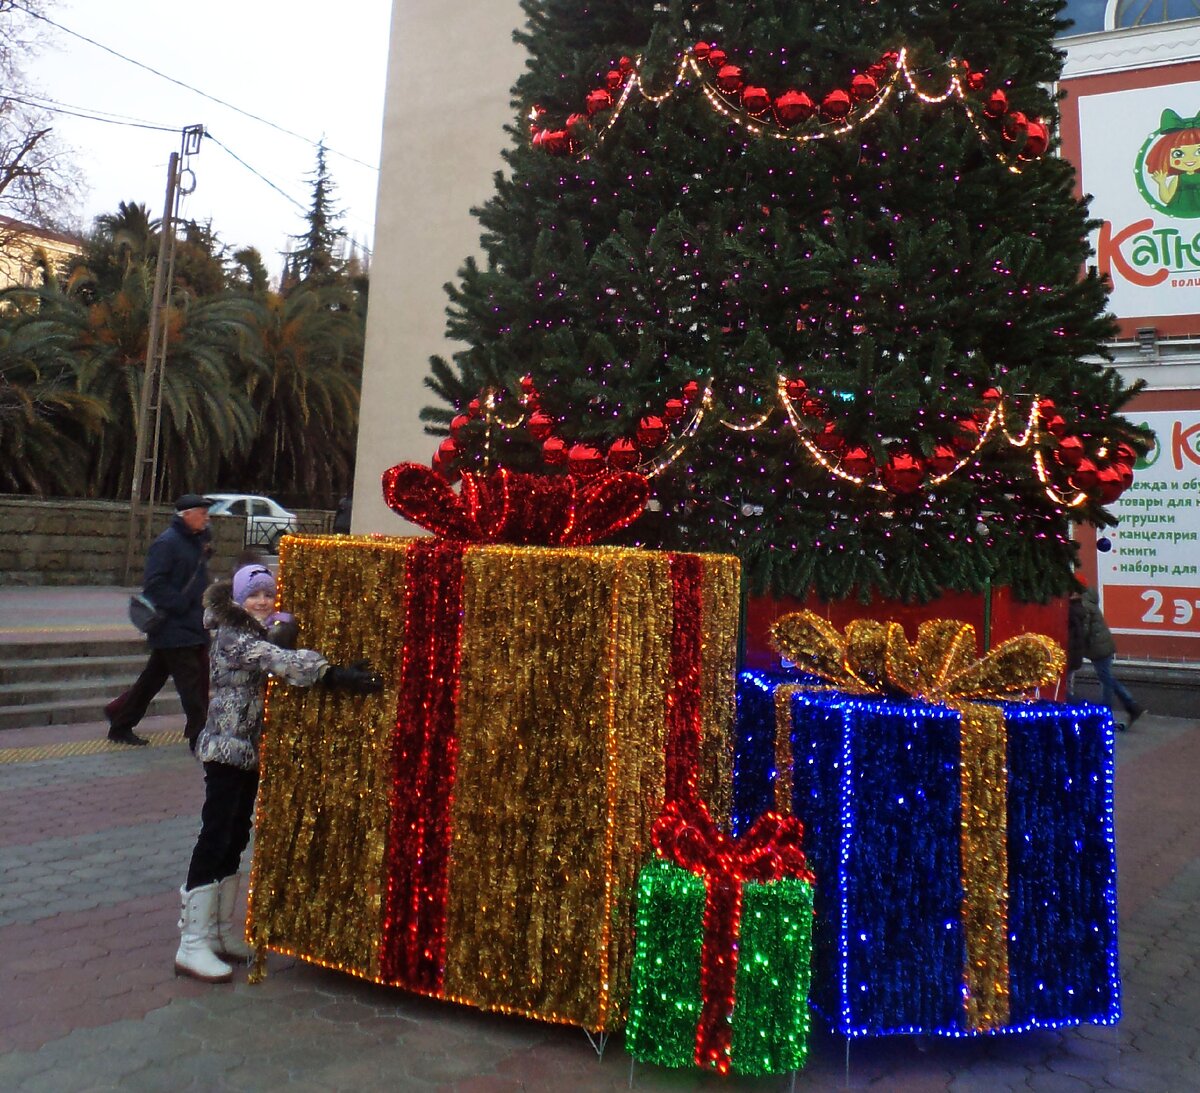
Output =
[{"x1": 203, "y1": 579, "x2": 267, "y2": 635}]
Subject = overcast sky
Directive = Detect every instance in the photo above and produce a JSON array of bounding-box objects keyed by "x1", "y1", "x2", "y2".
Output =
[{"x1": 23, "y1": 0, "x2": 392, "y2": 278}]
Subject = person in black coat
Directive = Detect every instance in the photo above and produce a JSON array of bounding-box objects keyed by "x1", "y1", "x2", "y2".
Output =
[{"x1": 105, "y1": 494, "x2": 214, "y2": 746}]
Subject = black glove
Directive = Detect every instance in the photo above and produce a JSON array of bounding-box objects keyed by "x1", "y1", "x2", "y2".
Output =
[{"x1": 321, "y1": 659, "x2": 383, "y2": 694}]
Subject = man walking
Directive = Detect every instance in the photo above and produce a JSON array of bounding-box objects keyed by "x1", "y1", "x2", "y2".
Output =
[{"x1": 106, "y1": 495, "x2": 214, "y2": 747}]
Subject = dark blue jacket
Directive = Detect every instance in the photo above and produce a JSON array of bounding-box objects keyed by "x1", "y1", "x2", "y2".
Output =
[{"x1": 142, "y1": 515, "x2": 211, "y2": 649}]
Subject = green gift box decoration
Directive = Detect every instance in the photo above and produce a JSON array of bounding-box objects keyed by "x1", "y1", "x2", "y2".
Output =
[{"x1": 625, "y1": 796, "x2": 816, "y2": 1076}]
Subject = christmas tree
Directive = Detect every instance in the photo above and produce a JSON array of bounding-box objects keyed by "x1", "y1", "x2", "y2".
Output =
[{"x1": 423, "y1": 0, "x2": 1149, "y2": 604}]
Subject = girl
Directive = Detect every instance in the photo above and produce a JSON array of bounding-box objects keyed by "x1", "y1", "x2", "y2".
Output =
[
  {"x1": 175, "y1": 563, "x2": 381, "y2": 982},
  {"x1": 1145, "y1": 111, "x2": 1200, "y2": 217}
]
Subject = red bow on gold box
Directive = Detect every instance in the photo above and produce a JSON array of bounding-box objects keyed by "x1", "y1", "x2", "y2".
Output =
[{"x1": 382, "y1": 463, "x2": 649, "y2": 545}]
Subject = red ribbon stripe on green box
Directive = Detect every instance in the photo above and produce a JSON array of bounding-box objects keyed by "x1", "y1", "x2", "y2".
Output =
[{"x1": 626, "y1": 796, "x2": 816, "y2": 1077}]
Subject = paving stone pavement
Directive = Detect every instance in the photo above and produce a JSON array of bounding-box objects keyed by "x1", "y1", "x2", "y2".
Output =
[{"x1": 1, "y1": 710, "x2": 1197, "y2": 1092}]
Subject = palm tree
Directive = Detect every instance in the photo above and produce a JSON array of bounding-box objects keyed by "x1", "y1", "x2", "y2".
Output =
[
  {"x1": 0, "y1": 287, "x2": 107, "y2": 495},
  {"x1": 225, "y1": 281, "x2": 363, "y2": 501},
  {"x1": 66, "y1": 267, "x2": 263, "y2": 499}
]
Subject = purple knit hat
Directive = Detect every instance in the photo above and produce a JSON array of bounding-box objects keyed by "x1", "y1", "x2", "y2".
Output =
[{"x1": 232, "y1": 564, "x2": 276, "y2": 605}]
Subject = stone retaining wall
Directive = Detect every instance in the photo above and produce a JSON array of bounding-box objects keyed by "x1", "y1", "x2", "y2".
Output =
[{"x1": 0, "y1": 498, "x2": 247, "y2": 586}]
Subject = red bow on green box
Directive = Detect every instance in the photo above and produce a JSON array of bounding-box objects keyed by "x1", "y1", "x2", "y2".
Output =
[{"x1": 649, "y1": 796, "x2": 814, "y2": 1074}]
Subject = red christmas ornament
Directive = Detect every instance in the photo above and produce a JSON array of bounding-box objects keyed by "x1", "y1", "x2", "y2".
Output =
[
  {"x1": 608, "y1": 437, "x2": 640, "y2": 470},
  {"x1": 841, "y1": 445, "x2": 875, "y2": 478},
  {"x1": 982, "y1": 386, "x2": 1002, "y2": 404},
  {"x1": 605, "y1": 69, "x2": 623, "y2": 91},
  {"x1": 1115, "y1": 462, "x2": 1135, "y2": 491},
  {"x1": 468, "y1": 398, "x2": 482, "y2": 418},
  {"x1": 682, "y1": 380, "x2": 701, "y2": 404},
  {"x1": 565, "y1": 112, "x2": 589, "y2": 132},
  {"x1": 637, "y1": 414, "x2": 668, "y2": 449},
  {"x1": 1115, "y1": 442, "x2": 1138, "y2": 466},
  {"x1": 618, "y1": 56, "x2": 634, "y2": 75},
  {"x1": 707, "y1": 48, "x2": 727, "y2": 69},
  {"x1": 1055, "y1": 435, "x2": 1086, "y2": 468},
  {"x1": 542, "y1": 129, "x2": 570, "y2": 154},
  {"x1": 542, "y1": 436, "x2": 568, "y2": 466},
  {"x1": 953, "y1": 418, "x2": 981, "y2": 453},
  {"x1": 527, "y1": 410, "x2": 555, "y2": 440},
  {"x1": 568, "y1": 442, "x2": 605, "y2": 477},
  {"x1": 716, "y1": 65, "x2": 745, "y2": 94},
  {"x1": 586, "y1": 89, "x2": 613, "y2": 115},
  {"x1": 984, "y1": 89, "x2": 1009, "y2": 118},
  {"x1": 967, "y1": 71, "x2": 987, "y2": 91},
  {"x1": 882, "y1": 451, "x2": 925, "y2": 494},
  {"x1": 1022, "y1": 120, "x2": 1049, "y2": 157},
  {"x1": 531, "y1": 129, "x2": 548, "y2": 150},
  {"x1": 784, "y1": 376, "x2": 809, "y2": 401},
  {"x1": 849, "y1": 73, "x2": 878, "y2": 102},
  {"x1": 663, "y1": 397, "x2": 686, "y2": 422},
  {"x1": 881, "y1": 50, "x2": 900, "y2": 67},
  {"x1": 928, "y1": 444, "x2": 959, "y2": 475},
  {"x1": 1003, "y1": 111, "x2": 1029, "y2": 141},
  {"x1": 775, "y1": 90, "x2": 816, "y2": 125},
  {"x1": 814, "y1": 421, "x2": 846, "y2": 455},
  {"x1": 1070, "y1": 457, "x2": 1099, "y2": 491},
  {"x1": 1096, "y1": 465, "x2": 1125, "y2": 504},
  {"x1": 1044, "y1": 414, "x2": 1067, "y2": 437},
  {"x1": 800, "y1": 395, "x2": 826, "y2": 418},
  {"x1": 433, "y1": 437, "x2": 459, "y2": 481},
  {"x1": 519, "y1": 374, "x2": 537, "y2": 396},
  {"x1": 821, "y1": 89, "x2": 852, "y2": 120},
  {"x1": 693, "y1": 41, "x2": 712, "y2": 61},
  {"x1": 742, "y1": 85, "x2": 771, "y2": 115},
  {"x1": 866, "y1": 61, "x2": 888, "y2": 81},
  {"x1": 450, "y1": 413, "x2": 470, "y2": 437}
]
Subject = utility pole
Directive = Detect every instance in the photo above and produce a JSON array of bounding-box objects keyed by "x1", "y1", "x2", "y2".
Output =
[{"x1": 122, "y1": 125, "x2": 203, "y2": 585}]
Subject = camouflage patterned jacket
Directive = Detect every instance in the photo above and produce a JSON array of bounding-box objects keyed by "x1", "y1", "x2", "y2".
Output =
[{"x1": 194, "y1": 580, "x2": 328, "y2": 771}]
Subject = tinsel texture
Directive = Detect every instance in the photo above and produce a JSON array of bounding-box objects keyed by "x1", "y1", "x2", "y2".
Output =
[
  {"x1": 734, "y1": 670, "x2": 1121, "y2": 1037},
  {"x1": 627, "y1": 798, "x2": 815, "y2": 1076},
  {"x1": 768, "y1": 610, "x2": 1065, "y2": 701},
  {"x1": 381, "y1": 462, "x2": 648, "y2": 545},
  {"x1": 248, "y1": 535, "x2": 739, "y2": 1033}
]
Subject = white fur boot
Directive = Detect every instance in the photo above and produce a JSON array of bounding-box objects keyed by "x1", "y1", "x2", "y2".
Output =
[
  {"x1": 212, "y1": 874, "x2": 254, "y2": 963},
  {"x1": 174, "y1": 884, "x2": 233, "y2": 982}
]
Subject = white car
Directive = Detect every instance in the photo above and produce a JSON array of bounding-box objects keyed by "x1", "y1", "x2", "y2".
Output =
[{"x1": 205, "y1": 493, "x2": 298, "y2": 552}]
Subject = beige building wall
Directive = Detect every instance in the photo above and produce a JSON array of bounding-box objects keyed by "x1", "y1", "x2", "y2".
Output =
[{"x1": 353, "y1": 0, "x2": 525, "y2": 534}]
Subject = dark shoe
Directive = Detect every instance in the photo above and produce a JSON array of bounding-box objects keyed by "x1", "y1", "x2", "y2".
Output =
[
  {"x1": 1127, "y1": 703, "x2": 1146, "y2": 726},
  {"x1": 107, "y1": 729, "x2": 149, "y2": 746}
]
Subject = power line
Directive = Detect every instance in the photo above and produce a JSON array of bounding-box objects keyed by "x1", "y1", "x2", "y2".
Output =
[
  {"x1": 204, "y1": 132, "x2": 307, "y2": 213},
  {"x1": 13, "y1": 2, "x2": 380, "y2": 173},
  {"x1": 0, "y1": 87, "x2": 180, "y2": 132}
]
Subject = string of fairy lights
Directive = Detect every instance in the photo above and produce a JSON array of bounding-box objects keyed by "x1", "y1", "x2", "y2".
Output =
[
  {"x1": 529, "y1": 43, "x2": 1049, "y2": 173},
  {"x1": 442, "y1": 378, "x2": 1135, "y2": 511}
]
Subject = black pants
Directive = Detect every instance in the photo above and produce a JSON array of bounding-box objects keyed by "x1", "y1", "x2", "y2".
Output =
[
  {"x1": 185, "y1": 762, "x2": 260, "y2": 890},
  {"x1": 108, "y1": 645, "x2": 208, "y2": 744}
]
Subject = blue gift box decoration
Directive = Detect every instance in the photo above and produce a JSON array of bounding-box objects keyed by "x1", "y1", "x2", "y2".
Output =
[{"x1": 734, "y1": 612, "x2": 1120, "y2": 1038}]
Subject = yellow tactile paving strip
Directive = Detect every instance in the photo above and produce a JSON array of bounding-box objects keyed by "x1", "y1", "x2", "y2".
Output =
[{"x1": 0, "y1": 731, "x2": 186, "y2": 764}]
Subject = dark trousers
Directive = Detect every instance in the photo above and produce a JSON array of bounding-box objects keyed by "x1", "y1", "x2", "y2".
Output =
[
  {"x1": 185, "y1": 762, "x2": 260, "y2": 890},
  {"x1": 108, "y1": 645, "x2": 208, "y2": 743}
]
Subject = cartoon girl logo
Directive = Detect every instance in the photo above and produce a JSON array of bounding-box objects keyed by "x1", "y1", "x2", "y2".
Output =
[{"x1": 1135, "y1": 109, "x2": 1200, "y2": 218}]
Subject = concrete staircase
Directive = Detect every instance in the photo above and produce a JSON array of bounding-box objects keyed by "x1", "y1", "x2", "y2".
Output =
[{"x1": 0, "y1": 638, "x2": 183, "y2": 731}]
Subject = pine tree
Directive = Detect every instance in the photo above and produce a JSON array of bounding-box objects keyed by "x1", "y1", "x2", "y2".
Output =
[
  {"x1": 289, "y1": 142, "x2": 347, "y2": 287},
  {"x1": 425, "y1": 0, "x2": 1149, "y2": 604}
]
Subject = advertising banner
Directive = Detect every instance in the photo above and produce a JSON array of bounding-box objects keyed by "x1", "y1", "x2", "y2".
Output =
[
  {"x1": 1098, "y1": 411, "x2": 1200, "y2": 639},
  {"x1": 1077, "y1": 80, "x2": 1200, "y2": 323}
]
